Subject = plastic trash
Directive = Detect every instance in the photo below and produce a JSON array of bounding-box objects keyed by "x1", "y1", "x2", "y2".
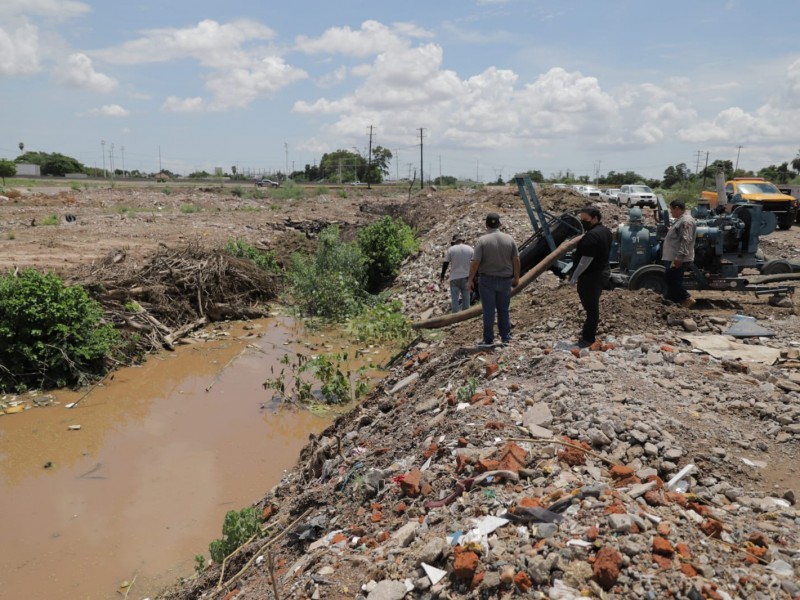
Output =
[{"x1": 666, "y1": 463, "x2": 695, "y2": 492}]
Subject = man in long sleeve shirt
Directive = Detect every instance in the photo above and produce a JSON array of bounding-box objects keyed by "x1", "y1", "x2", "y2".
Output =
[{"x1": 661, "y1": 200, "x2": 697, "y2": 307}]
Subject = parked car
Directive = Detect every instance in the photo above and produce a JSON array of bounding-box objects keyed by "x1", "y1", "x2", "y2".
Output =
[
  {"x1": 552, "y1": 183, "x2": 569, "y2": 189},
  {"x1": 255, "y1": 179, "x2": 280, "y2": 187},
  {"x1": 618, "y1": 184, "x2": 656, "y2": 208},
  {"x1": 602, "y1": 188, "x2": 620, "y2": 204},
  {"x1": 582, "y1": 186, "x2": 602, "y2": 199}
]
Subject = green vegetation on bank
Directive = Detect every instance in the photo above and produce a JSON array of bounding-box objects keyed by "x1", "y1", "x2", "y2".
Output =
[{"x1": 0, "y1": 270, "x2": 119, "y2": 392}]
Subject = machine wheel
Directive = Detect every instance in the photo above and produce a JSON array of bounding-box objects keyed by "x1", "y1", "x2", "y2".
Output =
[
  {"x1": 628, "y1": 264, "x2": 667, "y2": 294},
  {"x1": 778, "y1": 212, "x2": 794, "y2": 230},
  {"x1": 761, "y1": 259, "x2": 793, "y2": 276}
]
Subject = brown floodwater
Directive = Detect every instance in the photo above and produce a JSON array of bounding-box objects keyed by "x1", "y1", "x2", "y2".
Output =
[{"x1": 0, "y1": 317, "x2": 390, "y2": 600}]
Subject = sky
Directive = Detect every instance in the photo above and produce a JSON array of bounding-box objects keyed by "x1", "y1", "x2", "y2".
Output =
[{"x1": 1, "y1": 0, "x2": 800, "y2": 181}]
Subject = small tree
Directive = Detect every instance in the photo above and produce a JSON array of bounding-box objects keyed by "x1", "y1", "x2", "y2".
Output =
[
  {"x1": 0, "y1": 159, "x2": 16, "y2": 184},
  {"x1": 357, "y1": 216, "x2": 418, "y2": 293}
]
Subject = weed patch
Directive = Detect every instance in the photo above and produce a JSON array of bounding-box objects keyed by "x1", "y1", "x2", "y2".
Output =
[
  {"x1": 207, "y1": 507, "x2": 260, "y2": 564},
  {"x1": 180, "y1": 204, "x2": 199, "y2": 214},
  {"x1": 224, "y1": 239, "x2": 280, "y2": 272},
  {"x1": 41, "y1": 214, "x2": 59, "y2": 226}
]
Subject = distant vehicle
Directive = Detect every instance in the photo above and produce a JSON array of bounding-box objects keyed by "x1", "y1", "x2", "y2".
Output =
[
  {"x1": 704, "y1": 177, "x2": 798, "y2": 230},
  {"x1": 349, "y1": 180, "x2": 366, "y2": 186},
  {"x1": 582, "y1": 186, "x2": 602, "y2": 198},
  {"x1": 618, "y1": 184, "x2": 656, "y2": 208},
  {"x1": 552, "y1": 183, "x2": 569, "y2": 189},
  {"x1": 602, "y1": 188, "x2": 620, "y2": 204},
  {"x1": 255, "y1": 179, "x2": 280, "y2": 188}
]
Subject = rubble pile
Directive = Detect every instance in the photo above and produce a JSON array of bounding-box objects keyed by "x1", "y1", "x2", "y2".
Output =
[
  {"x1": 158, "y1": 184, "x2": 800, "y2": 600},
  {"x1": 162, "y1": 326, "x2": 800, "y2": 600}
]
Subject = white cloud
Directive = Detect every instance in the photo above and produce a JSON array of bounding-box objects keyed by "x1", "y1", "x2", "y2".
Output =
[
  {"x1": 316, "y1": 66, "x2": 348, "y2": 88},
  {"x1": 0, "y1": 21, "x2": 40, "y2": 76},
  {"x1": 97, "y1": 19, "x2": 305, "y2": 111},
  {"x1": 96, "y1": 19, "x2": 275, "y2": 68},
  {"x1": 0, "y1": 0, "x2": 90, "y2": 19},
  {"x1": 55, "y1": 52, "x2": 116, "y2": 93},
  {"x1": 162, "y1": 96, "x2": 208, "y2": 113},
  {"x1": 85, "y1": 104, "x2": 129, "y2": 117},
  {"x1": 295, "y1": 20, "x2": 412, "y2": 56}
]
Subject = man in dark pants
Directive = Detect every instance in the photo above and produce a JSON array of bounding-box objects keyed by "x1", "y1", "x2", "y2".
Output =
[
  {"x1": 662, "y1": 200, "x2": 697, "y2": 308},
  {"x1": 568, "y1": 206, "x2": 612, "y2": 348},
  {"x1": 468, "y1": 212, "x2": 520, "y2": 346}
]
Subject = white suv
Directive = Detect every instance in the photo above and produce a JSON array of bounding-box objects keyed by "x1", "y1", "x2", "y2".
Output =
[{"x1": 618, "y1": 184, "x2": 656, "y2": 208}]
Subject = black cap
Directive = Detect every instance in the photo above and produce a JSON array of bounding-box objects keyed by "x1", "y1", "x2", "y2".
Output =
[
  {"x1": 451, "y1": 233, "x2": 464, "y2": 243},
  {"x1": 486, "y1": 212, "x2": 501, "y2": 228},
  {"x1": 670, "y1": 200, "x2": 686, "y2": 210}
]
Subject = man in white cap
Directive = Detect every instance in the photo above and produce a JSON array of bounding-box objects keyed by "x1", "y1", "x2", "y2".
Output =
[{"x1": 440, "y1": 232, "x2": 474, "y2": 313}]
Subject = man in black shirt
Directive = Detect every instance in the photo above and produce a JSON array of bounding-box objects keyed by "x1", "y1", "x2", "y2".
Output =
[{"x1": 568, "y1": 206, "x2": 612, "y2": 348}]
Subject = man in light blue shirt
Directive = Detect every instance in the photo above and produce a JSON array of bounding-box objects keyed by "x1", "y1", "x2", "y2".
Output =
[{"x1": 441, "y1": 233, "x2": 474, "y2": 313}]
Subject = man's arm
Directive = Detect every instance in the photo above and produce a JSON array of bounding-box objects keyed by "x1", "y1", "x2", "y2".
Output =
[
  {"x1": 512, "y1": 255, "x2": 520, "y2": 287},
  {"x1": 569, "y1": 256, "x2": 594, "y2": 283},
  {"x1": 440, "y1": 261, "x2": 449, "y2": 282},
  {"x1": 467, "y1": 259, "x2": 480, "y2": 291},
  {"x1": 673, "y1": 222, "x2": 695, "y2": 266}
]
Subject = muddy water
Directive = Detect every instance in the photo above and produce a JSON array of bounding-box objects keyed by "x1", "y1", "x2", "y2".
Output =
[{"x1": 0, "y1": 318, "x2": 390, "y2": 600}]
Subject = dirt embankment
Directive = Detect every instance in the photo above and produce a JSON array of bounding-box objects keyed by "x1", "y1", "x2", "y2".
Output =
[{"x1": 2, "y1": 183, "x2": 800, "y2": 599}]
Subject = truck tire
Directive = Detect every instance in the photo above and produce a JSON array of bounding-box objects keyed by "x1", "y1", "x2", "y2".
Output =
[
  {"x1": 628, "y1": 264, "x2": 667, "y2": 294},
  {"x1": 760, "y1": 259, "x2": 793, "y2": 276},
  {"x1": 778, "y1": 212, "x2": 794, "y2": 230}
]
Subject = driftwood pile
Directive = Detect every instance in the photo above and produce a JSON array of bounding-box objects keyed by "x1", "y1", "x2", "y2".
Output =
[{"x1": 74, "y1": 243, "x2": 280, "y2": 353}]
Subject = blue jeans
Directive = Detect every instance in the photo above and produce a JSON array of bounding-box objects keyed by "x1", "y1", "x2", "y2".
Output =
[
  {"x1": 478, "y1": 275, "x2": 512, "y2": 344},
  {"x1": 449, "y1": 277, "x2": 470, "y2": 313}
]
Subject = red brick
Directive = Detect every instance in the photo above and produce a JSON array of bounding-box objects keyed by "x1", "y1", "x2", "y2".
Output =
[
  {"x1": 471, "y1": 572, "x2": 484, "y2": 589},
  {"x1": 420, "y1": 481, "x2": 433, "y2": 496},
  {"x1": 485, "y1": 363, "x2": 499, "y2": 377},
  {"x1": 422, "y1": 443, "x2": 439, "y2": 459},
  {"x1": 485, "y1": 421, "x2": 505, "y2": 430},
  {"x1": 652, "y1": 553, "x2": 673, "y2": 569},
  {"x1": 657, "y1": 522, "x2": 671, "y2": 537},
  {"x1": 476, "y1": 458, "x2": 500, "y2": 473},
  {"x1": 457, "y1": 437, "x2": 468, "y2": 447},
  {"x1": 417, "y1": 351, "x2": 430, "y2": 363},
  {"x1": 665, "y1": 492, "x2": 688, "y2": 507},
  {"x1": 453, "y1": 547, "x2": 480, "y2": 581},
  {"x1": 393, "y1": 502, "x2": 407, "y2": 515},
  {"x1": 350, "y1": 525, "x2": 366, "y2": 537},
  {"x1": 222, "y1": 590, "x2": 240, "y2": 600},
  {"x1": 514, "y1": 571, "x2": 532, "y2": 592},
  {"x1": 497, "y1": 442, "x2": 527, "y2": 473},
  {"x1": 680, "y1": 563, "x2": 698, "y2": 577},
  {"x1": 559, "y1": 439, "x2": 590, "y2": 466},
  {"x1": 570, "y1": 348, "x2": 581, "y2": 358},
  {"x1": 399, "y1": 468, "x2": 423, "y2": 497},
  {"x1": 653, "y1": 537, "x2": 674, "y2": 556},
  {"x1": 455, "y1": 454, "x2": 473, "y2": 474},
  {"x1": 376, "y1": 531, "x2": 389, "y2": 542},
  {"x1": 586, "y1": 526, "x2": 599, "y2": 542},
  {"x1": 261, "y1": 506, "x2": 275, "y2": 521},
  {"x1": 371, "y1": 510, "x2": 382, "y2": 523},
  {"x1": 610, "y1": 465, "x2": 635, "y2": 480},
  {"x1": 661, "y1": 344, "x2": 674, "y2": 352},
  {"x1": 519, "y1": 496, "x2": 543, "y2": 508},
  {"x1": 593, "y1": 546, "x2": 622, "y2": 591},
  {"x1": 699, "y1": 519, "x2": 724, "y2": 539},
  {"x1": 702, "y1": 584, "x2": 724, "y2": 600},
  {"x1": 601, "y1": 343, "x2": 616, "y2": 351},
  {"x1": 675, "y1": 543, "x2": 692, "y2": 559},
  {"x1": 589, "y1": 341, "x2": 603, "y2": 352},
  {"x1": 644, "y1": 490, "x2": 664, "y2": 506},
  {"x1": 331, "y1": 533, "x2": 347, "y2": 545}
]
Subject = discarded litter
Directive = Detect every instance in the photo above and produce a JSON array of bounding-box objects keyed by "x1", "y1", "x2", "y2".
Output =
[
  {"x1": 666, "y1": 463, "x2": 695, "y2": 492},
  {"x1": 421, "y1": 563, "x2": 447, "y2": 586},
  {"x1": 67, "y1": 425, "x2": 81, "y2": 431}
]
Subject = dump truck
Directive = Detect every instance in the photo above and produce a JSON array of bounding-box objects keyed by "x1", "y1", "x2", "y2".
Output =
[{"x1": 701, "y1": 177, "x2": 798, "y2": 230}]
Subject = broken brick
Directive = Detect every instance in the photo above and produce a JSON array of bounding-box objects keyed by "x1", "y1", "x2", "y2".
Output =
[
  {"x1": 350, "y1": 525, "x2": 366, "y2": 537},
  {"x1": 610, "y1": 465, "x2": 635, "y2": 480},
  {"x1": 222, "y1": 589, "x2": 240, "y2": 600},
  {"x1": 422, "y1": 443, "x2": 439, "y2": 459},
  {"x1": 417, "y1": 351, "x2": 430, "y2": 363},
  {"x1": 592, "y1": 546, "x2": 622, "y2": 591},
  {"x1": 644, "y1": 490, "x2": 664, "y2": 506},
  {"x1": 261, "y1": 506, "x2": 275, "y2": 521},
  {"x1": 457, "y1": 437, "x2": 468, "y2": 447},
  {"x1": 676, "y1": 543, "x2": 692, "y2": 559},
  {"x1": 559, "y1": 438, "x2": 590, "y2": 466},
  {"x1": 699, "y1": 519, "x2": 724, "y2": 539},
  {"x1": 601, "y1": 343, "x2": 616, "y2": 351},
  {"x1": 485, "y1": 363, "x2": 499, "y2": 377},
  {"x1": 665, "y1": 492, "x2": 688, "y2": 507},
  {"x1": 652, "y1": 553, "x2": 673, "y2": 569},
  {"x1": 370, "y1": 509, "x2": 382, "y2": 523},
  {"x1": 485, "y1": 421, "x2": 505, "y2": 430},
  {"x1": 514, "y1": 571, "x2": 532, "y2": 592},
  {"x1": 420, "y1": 481, "x2": 433, "y2": 496},
  {"x1": 589, "y1": 341, "x2": 603, "y2": 351},
  {"x1": 331, "y1": 533, "x2": 347, "y2": 545},
  {"x1": 453, "y1": 547, "x2": 480, "y2": 581},
  {"x1": 653, "y1": 536, "x2": 674, "y2": 556},
  {"x1": 586, "y1": 526, "x2": 599, "y2": 542},
  {"x1": 476, "y1": 458, "x2": 500, "y2": 473},
  {"x1": 496, "y1": 442, "x2": 527, "y2": 473},
  {"x1": 657, "y1": 522, "x2": 671, "y2": 537},
  {"x1": 519, "y1": 496, "x2": 543, "y2": 509},
  {"x1": 680, "y1": 563, "x2": 698, "y2": 578},
  {"x1": 455, "y1": 454, "x2": 473, "y2": 474},
  {"x1": 393, "y1": 502, "x2": 407, "y2": 515},
  {"x1": 399, "y1": 468, "x2": 423, "y2": 497}
]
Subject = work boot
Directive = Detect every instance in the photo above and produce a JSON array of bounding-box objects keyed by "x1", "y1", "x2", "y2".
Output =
[{"x1": 681, "y1": 297, "x2": 696, "y2": 308}]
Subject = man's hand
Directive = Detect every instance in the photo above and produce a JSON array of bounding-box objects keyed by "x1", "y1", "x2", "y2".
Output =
[
  {"x1": 468, "y1": 278, "x2": 475, "y2": 291},
  {"x1": 511, "y1": 276, "x2": 519, "y2": 287},
  {"x1": 672, "y1": 258, "x2": 683, "y2": 268}
]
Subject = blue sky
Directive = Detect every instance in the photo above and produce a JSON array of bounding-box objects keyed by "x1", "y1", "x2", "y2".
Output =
[{"x1": 2, "y1": 0, "x2": 799, "y2": 181}]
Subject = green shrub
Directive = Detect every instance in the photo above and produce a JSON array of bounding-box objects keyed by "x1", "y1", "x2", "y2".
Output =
[
  {"x1": 0, "y1": 270, "x2": 119, "y2": 391},
  {"x1": 180, "y1": 204, "x2": 199, "y2": 213},
  {"x1": 315, "y1": 186, "x2": 329, "y2": 196},
  {"x1": 41, "y1": 214, "x2": 60, "y2": 226},
  {"x1": 162, "y1": 186, "x2": 172, "y2": 196},
  {"x1": 231, "y1": 186, "x2": 244, "y2": 198},
  {"x1": 356, "y1": 216, "x2": 418, "y2": 293},
  {"x1": 208, "y1": 507, "x2": 260, "y2": 564},
  {"x1": 70, "y1": 182, "x2": 81, "y2": 192},
  {"x1": 338, "y1": 189, "x2": 348, "y2": 199},
  {"x1": 249, "y1": 190, "x2": 266, "y2": 200},
  {"x1": 288, "y1": 225, "x2": 367, "y2": 320},
  {"x1": 224, "y1": 239, "x2": 280, "y2": 272},
  {"x1": 271, "y1": 181, "x2": 304, "y2": 200},
  {"x1": 347, "y1": 300, "x2": 412, "y2": 343}
]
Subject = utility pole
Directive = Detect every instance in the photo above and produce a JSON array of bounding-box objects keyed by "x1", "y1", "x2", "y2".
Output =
[
  {"x1": 284, "y1": 142, "x2": 289, "y2": 179},
  {"x1": 367, "y1": 125, "x2": 374, "y2": 189},
  {"x1": 418, "y1": 128, "x2": 425, "y2": 190},
  {"x1": 121, "y1": 146, "x2": 125, "y2": 177},
  {"x1": 694, "y1": 150, "x2": 703, "y2": 176},
  {"x1": 109, "y1": 143, "x2": 114, "y2": 178},
  {"x1": 735, "y1": 145, "x2": 743, "y2": 173},
  {"x1": 701, "y1": 151, "x2": 710, "y2": 188},
  {"x1": 101, "y1": 140, "x2": 106, "y2": 178}
]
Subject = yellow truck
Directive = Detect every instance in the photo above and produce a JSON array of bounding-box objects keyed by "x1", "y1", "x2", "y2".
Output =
[{"x1": 702, "y1": 177, "x2": 798, "y2": 230}]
